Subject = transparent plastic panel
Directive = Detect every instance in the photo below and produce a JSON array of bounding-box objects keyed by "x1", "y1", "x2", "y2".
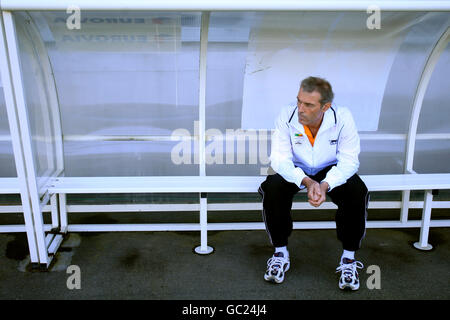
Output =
[
  {"x1": 205, "y1": 11, "x2": 450, "y2": 176},
  {"x1": 377, "y1": 13, "x2": 449, "y2": 134},
  {"x1": 14, "y1": 12, "x2": 60, "y2": 190},
  {"x1": 359, "y1": 139, "x2": 406, "y2": 174},
  {"x1": 206, "y1": 12, "x2": 253, "y2": 132},
  {"x1": 63, "y1": 140, "x2": 199, "y2": 176},
  {"x1": 30, "y1": 11, "x2": 202, "y2": 176},
  {"x1": 414, "y1": 42, "x2": 450, "y2": 173},
  {"x1": 205, "y1": 129, "x2": 272, "y2": 176},
  {"x1": 14, "y1": 10, "x2": 449, "y2": 178},
  {"x1": 0, "y1": 77, "x2": 17, "y2": 177},
  {"x1": 413, "y1": 140, "x2": 450, "y2": 173}
]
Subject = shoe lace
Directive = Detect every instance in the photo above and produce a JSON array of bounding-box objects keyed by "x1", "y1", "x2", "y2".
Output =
[
  {"x1": 267, "y1": 256, "x2": 287, "y2": 271},
  {"x1": 336, "y1": 260, "x2": 364, "y2": 278}
]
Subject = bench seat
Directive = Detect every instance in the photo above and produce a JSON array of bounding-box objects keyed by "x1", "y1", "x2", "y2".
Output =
[
  {"x1": 48, "y1": 173, "x2": 450, "y2": 194},
  {"x1": 0, "y1": 177, "x2": 20, "y2": 194},
  {"x1": 42, "y1": 173, "x2": 450, "y2": 256}
]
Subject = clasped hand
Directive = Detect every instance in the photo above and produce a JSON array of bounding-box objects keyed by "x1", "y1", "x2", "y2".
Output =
[{"x1": 302, "y1": 177, "x2": 329, "y2": 207}]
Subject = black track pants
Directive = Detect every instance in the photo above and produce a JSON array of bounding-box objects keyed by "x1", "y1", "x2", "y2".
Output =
[{"x1": 259, "y1": 166, "x2": 369, "y2": 251}]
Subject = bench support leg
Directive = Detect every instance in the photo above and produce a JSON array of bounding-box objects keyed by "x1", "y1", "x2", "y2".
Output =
[
  {"x1": 413, "y1": 190, "x2": 433, "y2": 251},
  {"x1": 194, "y1": 194, "x2": 214, "y2": 255},
  {"x1": 59, "y1": 193, "x2": 68, "y2": 234},
  {"x1": 400, "y1": 190, "x2": 410, "y2": 224},
  {"x1": 50, "y1": 194, "x2": 59, "y2": 230}
]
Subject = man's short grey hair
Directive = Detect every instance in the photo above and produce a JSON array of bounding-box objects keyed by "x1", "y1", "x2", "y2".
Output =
[{"x1": 300, "y1": 76, "x2": 334, "y2": 107}]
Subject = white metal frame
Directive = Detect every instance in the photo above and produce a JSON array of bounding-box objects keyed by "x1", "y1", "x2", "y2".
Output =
[
  {"x1": 1, "y1": 1, "x2": 450, "y2": 11},
  {"x1": 47, "y1": 174, "x2": 450, "y2": 256},
  {"x1": 0, "y1": 4, "x2": 448, "y2": 268},
  {"x1": 0, "y1": 11, "x2": 63, "y2": 268},
  {"x1": 404, "y1": 26, "x2": 450, "y2": 173},
  {"x1": 22, "y1": 11, "x2": 65, "y2": 238},
  {"x1": 400, "y1": 26, "x2": 450, "y2": 243},
  {"x1": 195, "y1": 11, "x2": 213, "y2": 255},
  {"x1": 2, "y1": 11, "x2": 51, "y2": 265},
  {"x1": 0, "y1": 14, "x2": 40, "y2": 263}
]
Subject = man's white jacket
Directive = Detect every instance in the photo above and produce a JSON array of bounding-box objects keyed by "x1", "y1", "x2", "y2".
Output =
[{"x1": 270, "y1": 105, "x2": 360, "y2": 191}]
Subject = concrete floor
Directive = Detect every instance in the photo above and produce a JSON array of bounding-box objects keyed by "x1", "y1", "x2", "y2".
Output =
[{"x1": 0, "y1": 226, "x2": 449, "y2": 300}]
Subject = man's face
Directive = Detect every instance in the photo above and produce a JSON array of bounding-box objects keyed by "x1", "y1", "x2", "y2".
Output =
[{"x1": 296, "y1": 88, "x2": 329, "y2": 127}]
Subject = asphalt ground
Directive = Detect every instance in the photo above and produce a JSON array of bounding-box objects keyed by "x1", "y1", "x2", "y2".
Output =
[{"x1": 0, "y1": 224, "x2": 448, "y2": 300}]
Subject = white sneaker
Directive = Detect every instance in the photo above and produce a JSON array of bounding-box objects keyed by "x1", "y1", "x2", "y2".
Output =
[
  {"x1": 336, "y1": 258, "x2": 364, "y2": 290},
  {"x1": 264, "y1": 252, "x2": 290, "y2": 284}
]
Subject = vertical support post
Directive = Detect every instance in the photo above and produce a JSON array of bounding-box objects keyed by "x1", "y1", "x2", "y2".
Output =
[
  {"x1": 403, "y1": 27, "x2": 449, "y2": 175},
  {"x1": 402, "y1": 27, "x2": 448, "y2": 243},
  {"x1": 0, "y1": 11, "x2": 40, "y2": 264},
  {"x1": 195, "y1": 192, "x2": 213, "y2": 254},
  {"x1": 59, "y1": 193, "x2": 68, "y2": 233},
  {"x1": 198, "y1": 11, "x2": 209, "y2": 177},
  {"x1": 2, "y1": 11, "x2": 51, "y2": 267},
  {"x1": 193, "y1": 12, "x2": 213, "y2": 255},
  {"x1": 400, "y1": 190, "x2": 410, "y2": 224},
  {"x1": 50, "y1": 193, "x2": 59, "y2": 230},
  {"x1": 413, "y1": 190, "x2": 433, "y2": 251}
]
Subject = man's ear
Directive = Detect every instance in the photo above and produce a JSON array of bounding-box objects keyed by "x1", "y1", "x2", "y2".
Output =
[{"x1": 321, "y1": 102, "x2": 332, "y2": 112}]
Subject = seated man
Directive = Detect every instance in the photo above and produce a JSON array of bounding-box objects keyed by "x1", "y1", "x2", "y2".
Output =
[{"x1": 258, "y1": 76, "x2": 369, "y2": 290}]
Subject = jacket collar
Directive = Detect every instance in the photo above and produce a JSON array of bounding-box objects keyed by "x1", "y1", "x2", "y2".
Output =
[{"x1": 289, "y1": 106, "x2": 337, "y2": 134}]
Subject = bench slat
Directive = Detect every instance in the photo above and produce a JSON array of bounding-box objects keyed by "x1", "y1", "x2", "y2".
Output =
[
  {"x1": 0, "y1": 178, "x2": 20, "y2": 194},
  {"x1": 362, "y1": 174, "x2": 450, "y2": 191},
  {"x1": 48, "y1": 174, "x2": 450, "y2": 194}
]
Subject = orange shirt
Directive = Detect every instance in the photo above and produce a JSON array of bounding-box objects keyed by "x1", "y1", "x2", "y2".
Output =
[{"x1": 304, "y1": 125, "x2": 316, "y2": 147}]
